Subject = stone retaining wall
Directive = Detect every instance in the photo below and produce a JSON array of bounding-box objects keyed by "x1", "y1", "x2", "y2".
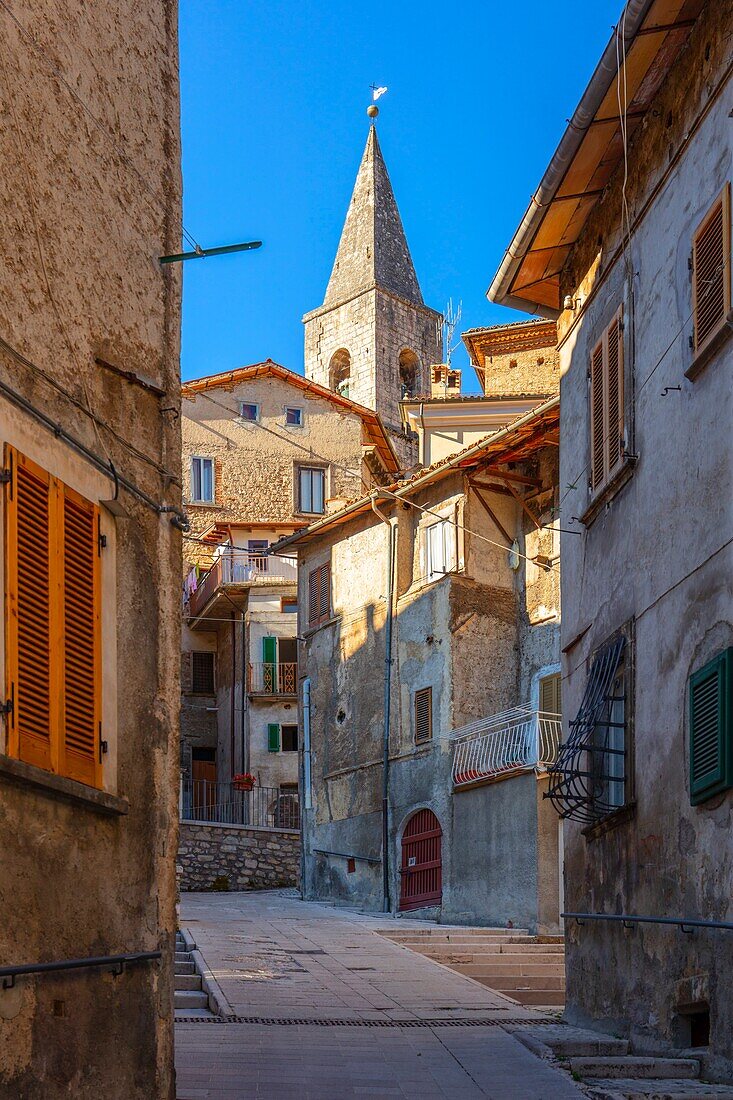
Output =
[{"x1": 178, "y1": 821, "x2": 300, "y2": 891}]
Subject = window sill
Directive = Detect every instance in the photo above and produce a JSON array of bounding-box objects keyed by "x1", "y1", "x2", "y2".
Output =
[
  {"x1": 185, "y1": 501, "x2": 223, "y2": 510},
  {"x1": 582, "y1": 800, "x2": 636, "y2": 840},
  {"x1": 685, "y1": 314, "x2": 733, "y2": 381},
  {"x1": 579, "y1": 459, "x2": 636, "y2": 528},
  {"x1": 0, "y1": 754, "x2": 129, "y2": 816},
  {"x1": 302, "y1": 615, "x2": 339, "y2": 638}
]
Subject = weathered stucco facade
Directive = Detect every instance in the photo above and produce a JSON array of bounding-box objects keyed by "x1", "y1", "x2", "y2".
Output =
[
  {"x1": 277, "y1": 401, "x2": 562, "y2": 930},
  {"x1": 490, "y1": 0, "x2": 733, "y2": 1080},
  {"x1": 0, "y1": 2, "x2": 181, "y2": 1096}
]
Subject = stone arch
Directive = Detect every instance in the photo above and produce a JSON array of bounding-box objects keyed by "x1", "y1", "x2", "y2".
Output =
[
  {"x1": 329, "y1": 349, "x2": 351, "y2": 398},
  {"x1": 399, "y1": 348, "x2": 420, "y2": 399}
]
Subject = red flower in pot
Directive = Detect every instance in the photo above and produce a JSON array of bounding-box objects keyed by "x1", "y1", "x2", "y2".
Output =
[{"x1": 232, "y1": 772, "x2": 256, "y2": 792}]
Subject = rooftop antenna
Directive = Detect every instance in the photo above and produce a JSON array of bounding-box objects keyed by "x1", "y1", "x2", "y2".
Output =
[{"x1": 440, "y1": 298, "x2": 462, "y2": 368}]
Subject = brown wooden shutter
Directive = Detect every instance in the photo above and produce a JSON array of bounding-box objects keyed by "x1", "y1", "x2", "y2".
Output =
[
  {"x1": 60, "y1": 485, "x2": 101, "y2": 787},
  {"x1": 414, "y1": 687, "x2": 433, "y2": 744},
  {"x1": 539, "y1": 673, "x2": 562, "y2": 715},
  {"x1": 319, "y1": 563, "x2": 330, "y2": 623},
  {"x1": 692, "y1": 184, "x2": 731, "y2": 357},
  {"x1": 5, "y1": 447, "x2": 56, "y2": 771},
  {"x1": 589, "y1": 339, "x2": 605, "y2": 491},
  {"x1": 606, "y1": 311, "x2": 623, "y2": 474},
  {"x1": 308, "y1": 567, "x2": 319, "y2": 626}
]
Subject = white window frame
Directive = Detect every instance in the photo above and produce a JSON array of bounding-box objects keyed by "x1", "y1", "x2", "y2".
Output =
[
  {"x1": 239, "y1": 401, "x2": 260, "y2": 423},
  {"x1": 298, "y1": 466, "x2": 326, "y2": 515},
  {"x1": 425, "y1": 517, "x2": 457, "y2": 582},
  {"x1": 284, "y1": 406, "x2": 304, "y2": 429},
  {"x1": 190, "y1": 455, "x2": 215, "y2": 503}
]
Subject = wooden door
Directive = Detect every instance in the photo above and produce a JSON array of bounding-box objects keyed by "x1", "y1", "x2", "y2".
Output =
[
  {"x1": 192, "y1": 755, "x2": 216, "y2": 819},
  {"x1": 399, "y1": 809, "x2": 442, "y2": 912}
]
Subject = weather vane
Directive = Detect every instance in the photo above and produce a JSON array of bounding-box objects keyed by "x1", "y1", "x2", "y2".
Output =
[{"x1": 367, "y1": 84, "x2": 388, "y2": 119}]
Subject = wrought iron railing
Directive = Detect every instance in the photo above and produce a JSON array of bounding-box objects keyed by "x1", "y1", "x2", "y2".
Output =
[
  {"x1": 450, "y1": 705, "x2": 561, "y2": 788},
  {"x1": 187, "y1": 551, "x2": 298, "y2": 617},
  {"x1": 248, "y1": 662, "x2": 298, "y2": 695},
  {"x1": 180, "y1": 779, "x2": 300, "y2": 830},
  {"x1": 562, "y1": 912, "x2": 733, "y2": 934},
  {"x1": 0, "y1": 952, "x2": 161, "y2": 990}
]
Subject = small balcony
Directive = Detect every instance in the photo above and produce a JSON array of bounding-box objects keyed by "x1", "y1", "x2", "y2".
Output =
[
  {"x1": 248, "y1": 662, "x2": 298, "y2": 696},
  {"x1": 187, "y1": 551, "x2": 298, "y2": 620},
  {"x1": 451, "y1": 704, "x2": 561, "y2": 790}
]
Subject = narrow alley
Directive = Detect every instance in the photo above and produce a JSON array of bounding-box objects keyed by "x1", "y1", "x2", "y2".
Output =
[{"x1": 174, "y1": 890, "x2": 586, "y2": 1099}]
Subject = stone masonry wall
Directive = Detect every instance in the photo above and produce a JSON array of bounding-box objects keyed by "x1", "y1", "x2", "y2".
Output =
[{"x1": 178, "y1": 822, "x2": 300, "y2": 892}]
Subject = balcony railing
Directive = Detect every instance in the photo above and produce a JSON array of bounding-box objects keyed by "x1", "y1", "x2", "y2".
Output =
[
  {"x1": 187, "y1": 551, "x2": 298, "y2": 618},
  {"x1": 180, "y1": 780, "x2": 300, "y2": 830},
  {"x1": 451, "y1": 704, "x2": 561, "y2": 789},
  {"x1": 248, "y1": 662, "x2": 298, "y2": 695}
]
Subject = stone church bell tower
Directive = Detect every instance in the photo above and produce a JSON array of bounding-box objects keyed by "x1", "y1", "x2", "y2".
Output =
[{"x1": 303, "y1": 125, "x2": 442, "y2": 454}]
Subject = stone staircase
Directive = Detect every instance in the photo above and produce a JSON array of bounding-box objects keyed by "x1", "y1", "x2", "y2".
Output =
[
  {"x1": 513, "y1": 1024, "x2": 733, "y2": 1099},
  {"x1": 175, "y1": 931, "x2": 214, "y2": 1018},
  {"x1": 381, "y1": 927, "x2": 565, "y2": 1007}
]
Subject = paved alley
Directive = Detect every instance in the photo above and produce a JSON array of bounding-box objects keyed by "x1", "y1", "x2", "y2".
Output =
[{"x1": 175, "y1": 890, "x2": 585, "y2": 1099}]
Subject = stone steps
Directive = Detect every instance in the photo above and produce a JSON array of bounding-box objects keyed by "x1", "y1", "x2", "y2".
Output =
[
  {"x1": 587, "y1": 1082, "x2": 733, "y2": 1099},
  {"x1": 573, "y1": 1058, "x2": 700, "y2": 1081},
  {"x1": 174, "y1": 931, "x2": 214, "y2": 1019},
  {"x1": 174, "y1": 989, "x2": 209, "y2": 1011}
]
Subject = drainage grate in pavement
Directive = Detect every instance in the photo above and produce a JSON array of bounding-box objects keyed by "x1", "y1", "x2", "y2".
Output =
[{"x1": 175, "y1": 1015, "x2": 556, "y2": 1028}]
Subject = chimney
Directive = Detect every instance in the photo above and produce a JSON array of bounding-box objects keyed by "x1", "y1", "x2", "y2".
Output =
[{"x1": 430, "y1": 364, "x2": 461, "y2": 398}]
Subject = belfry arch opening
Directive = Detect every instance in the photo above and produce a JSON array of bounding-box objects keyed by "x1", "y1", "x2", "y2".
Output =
[
  {"x1": 399, "y1": 348, "x2": 419, "y2": 399},
  {"x1": 329, "y1": 349, "x2": 351, "y2": 398}
]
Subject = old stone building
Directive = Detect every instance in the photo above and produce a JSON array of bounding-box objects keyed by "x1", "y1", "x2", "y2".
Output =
[
  {"x1": 490, "y1": 0, "x2": 733, "y2": 1080},
  {"x1": 0, "y1": 2, "x2": 181, "y2": 1097},
  {"x1": 180, "y1": 361, "x2": 399, "y2": 824},
  {"x1": 273, "y1": 398, "x2": 563, "y2": 950},
  {"x1": 303, "y1": 125, "x2": 443, "y2": 463}
]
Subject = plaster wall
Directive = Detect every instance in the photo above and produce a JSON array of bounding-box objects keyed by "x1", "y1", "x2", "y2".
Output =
[
  {"x1": 0, "y1": 2, "x2": 181, "y2": 1095},
  {"x1": 556, "y1": 9, "x2": 733, "y2": 1074}
]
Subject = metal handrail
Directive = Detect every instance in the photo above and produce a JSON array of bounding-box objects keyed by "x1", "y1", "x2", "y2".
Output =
[
  {"x1": 562, "y1": 912, "x2": 733, "y2": 933},
  {"x1": 312, "y1": 848, "x2": 381, "y2": 865},
  {"x1": 0, "y1": 950, "x2": 161, "y2": 989}
]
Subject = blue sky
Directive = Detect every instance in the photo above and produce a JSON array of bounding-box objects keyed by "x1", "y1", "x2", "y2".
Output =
[{"x1": 179, "y1": 1, "x2": 622, "y2": 391}]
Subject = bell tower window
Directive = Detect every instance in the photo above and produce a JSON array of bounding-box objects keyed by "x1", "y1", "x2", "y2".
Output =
[
  {"x1": 329, "y1": 349, "x2": 351, "y2": 398},
  {"x1": 399, "y1": 348, "x2": 419, "y2": 399}
]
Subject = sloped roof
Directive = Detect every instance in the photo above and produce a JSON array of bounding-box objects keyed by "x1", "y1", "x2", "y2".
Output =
[
  {"x1": 322, "y1": 126, "x2": 424, "y2": 308},
  {"x1": 272, "y1": 395, "x2": 560, "y2": 550},
  {"x1": 181, "y1": 359, "x2": 399, "y2": 474},
  {"x1": 488, "y1": 0, "x2": 705, "y2": 316}
]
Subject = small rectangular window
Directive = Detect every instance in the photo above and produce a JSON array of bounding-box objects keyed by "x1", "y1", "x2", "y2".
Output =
[
  {"x1": 308, "y1": 563, "x2": 331, "y2": 626},
  {"x1": 426, "y1": 519, "x2": 456, "y2": 581},
  {"x1": 281, "y1": 597, "x2": 298, "y2": 614},
  {"x1": 414, "y1": 687, "x2": 433, "y2": 745},
  {"x1": 689, "y1": 648, "x2": 732, "y2": 805},
  {"x1": 191, "y1": 456, "x2": 214, "y2": 503},
  {"x1": 191, "y1": 652, "x2": 215, "y2": 694},
  {"x1": 240, "y1": 402, "x2": 259, "y2": 422},
  {"x1": 299, "y1": 466, "x2": 325, "y2": 514},
  {"x1": 281, "y1": 725, "x2": 299, "y2": 752},
  {"x1": 285, "y1": 407, "x2": 303, "y2": 427},
  {"x1": 691, "y1": 184, "x2": 731, "y2": 362},
  {"x1": 589, "y1": 307, "x2": 624, "y2": 494}
]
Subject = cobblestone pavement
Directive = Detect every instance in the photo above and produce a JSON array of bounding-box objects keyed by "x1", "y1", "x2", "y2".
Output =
[{"x1": 175, "y1": 890, "x2": 585, "y2": 1099}]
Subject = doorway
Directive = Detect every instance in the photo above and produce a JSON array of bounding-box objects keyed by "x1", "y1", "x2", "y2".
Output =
[{"x1": 399, "y1": 809, "x2": 442, "y2": 912}]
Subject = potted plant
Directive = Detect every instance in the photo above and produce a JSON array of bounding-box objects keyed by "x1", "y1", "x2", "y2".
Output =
[{"x1": 232, "y1": 772, "x2": 256, "y2": 792}]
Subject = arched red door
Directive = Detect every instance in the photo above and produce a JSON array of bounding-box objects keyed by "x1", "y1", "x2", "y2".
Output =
[{"x1": 399, "y1": 809, "x2": 442, "y2": 911}]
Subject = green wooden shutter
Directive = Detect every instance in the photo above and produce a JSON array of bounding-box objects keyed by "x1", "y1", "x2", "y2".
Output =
[
  {"x1": 268, "y1": 723, "x2": 281, "y2": 753},
  {"x1": 262, "y1": 636, "x2": 277, "y2": 693},
  {"x1": 690, "y1": 648, "x2": 732, "y2": 805}
]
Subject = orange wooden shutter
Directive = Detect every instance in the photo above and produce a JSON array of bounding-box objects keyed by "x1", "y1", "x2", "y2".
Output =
[
  {"x1": 5, "y1": 447, "x2": 57, "y2": 771},
  {"x1": 606, "y1": 310, "x2": 624, "y2": 474},
  {"x1": 60, "y1": 485, "x2": 101, "y2": 787},
  {"x1": 693, "y1": 184, "x2": 731, "y2": 357},
  {"x1": 589, "y1": 339, "x2": 605, "y2": 491}
]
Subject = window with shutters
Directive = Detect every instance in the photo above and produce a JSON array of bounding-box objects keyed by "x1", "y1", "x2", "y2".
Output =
[
  {"x1": 298, "y1": 466, "x2": 326, "y2": 515},
  {"x1": 308, "y1": 563, "x2": 331, "y2": 627},
  {"x1": 690, "y1": 184, "x2": 731, "y2": 370},
  {"x1": 425, "y1": 518, "x2": 457, "y2": 582},
  {"x1": 4, "y1": 446, "x2": 103, "y2": 789},
  {"x1": 267, "y1": 723, "x2": 281, "y2": 753},
  {"x1": 689, "y1": 648, "x2": 732, "y2": 805},
  {"x1": 190, "y1": 651, "x2": 215, "y2": 694},
  {"x1": 190, "y1": 456, "x2": 214, "y2": 503},
  {"x1": 414, "y1": 687, "x2": 433, "y2": 745},
  {"x1": 589, "y1": 307, "x2": 625, "y2": 495},
  {"x1": 539, "y1": 672, "x2": 562, "y2": 716}
]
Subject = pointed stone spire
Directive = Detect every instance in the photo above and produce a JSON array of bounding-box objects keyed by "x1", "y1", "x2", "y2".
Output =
[{"x1": 323, "y1": 126, "x2": 424, "y2": 308}]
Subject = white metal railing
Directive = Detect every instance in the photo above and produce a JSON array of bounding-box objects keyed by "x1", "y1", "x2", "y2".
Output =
[
  {"x1": 179, "y1": 779, "x2": 300, "y2": 829},
  {"x1": 188, "y1": 551, "x2": 297, "y2": 616},
  {"x1": 450, "y1": 704, "x2": 561, "y2": 788}
]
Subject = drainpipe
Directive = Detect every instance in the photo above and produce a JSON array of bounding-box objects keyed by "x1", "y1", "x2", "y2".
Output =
[
  {"x1": 230, "y1": 612, "x2": 236, "y2": 778},
  {"x1": 241, "y1": 610, "x2": 248, "y2": 775},
  {"x1": 370, "y1": 493, "x2": 396, "y2": 914}
]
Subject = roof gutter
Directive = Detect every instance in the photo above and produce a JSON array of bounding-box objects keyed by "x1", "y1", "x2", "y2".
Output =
[{"x1": 487, "y1": 0, "x2": 654, "y2": 317}]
